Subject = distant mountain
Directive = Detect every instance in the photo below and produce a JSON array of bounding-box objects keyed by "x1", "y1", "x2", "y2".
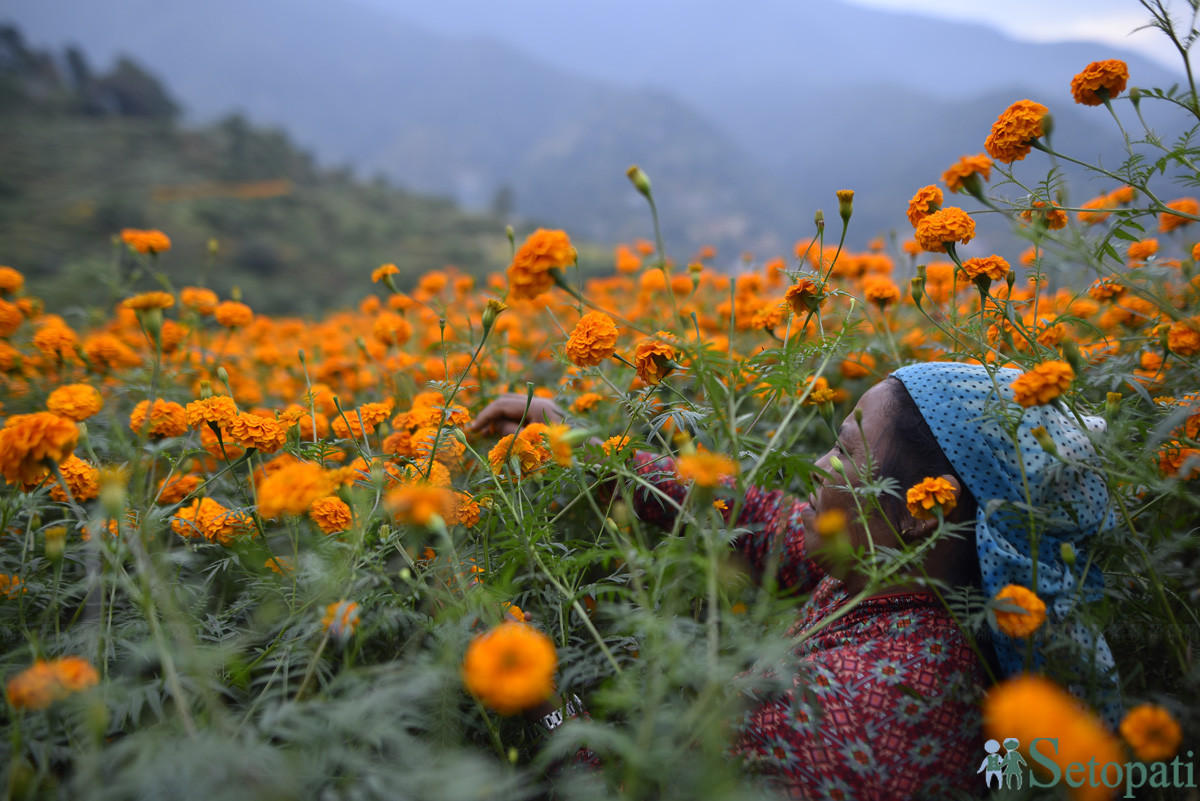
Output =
[{"x1": 4, "y1": 0, "x2": 1186, "y2": 259}]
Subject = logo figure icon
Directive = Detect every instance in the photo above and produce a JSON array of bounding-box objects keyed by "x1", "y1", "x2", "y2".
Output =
[
  {"x1": 1001, "y1": 738, "x2": 1027, "y2": 789},
  {"x1": 978, "y1": 739, "x2": 1003, "y2": 788}
]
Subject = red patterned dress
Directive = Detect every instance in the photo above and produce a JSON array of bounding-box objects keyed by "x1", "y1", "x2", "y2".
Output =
[{"x1": 631, "y1": 452, "x2": 985, "y2": 800}]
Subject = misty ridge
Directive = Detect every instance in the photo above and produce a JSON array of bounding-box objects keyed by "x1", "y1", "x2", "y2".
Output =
[{"x1": 3, "y1": 0, "x2": 1190, "y2": 260}]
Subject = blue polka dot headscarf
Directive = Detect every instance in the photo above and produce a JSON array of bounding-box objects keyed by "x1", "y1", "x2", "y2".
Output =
[{"x1": 892, "y1": 362, "x2": 1117, "y2": 694}]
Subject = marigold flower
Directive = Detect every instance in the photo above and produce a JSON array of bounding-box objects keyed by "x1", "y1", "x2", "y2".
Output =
[
  {"x1": 257, "y1": 460, "x2": 343, "y2": 519},
  {"x1": 462, "y1": 622, "x2": 557, "y2": 715},
  {"x1": 1076, "y1": 194, "x2": 1112, "y2": 225},
  {"x1": 905, "y1": 476, "x2": 958, "y2": 520},
  {"x1": 984, "y1": 99, "x2": 1048, "y2": 163},
  {"x1": 130, "y1": 399, "x2": 188, "y2": 438},
  {"x1": 802, "y1": 375, "x2": 838, "y2": 405},
  {"x1": 1158, "y1": 440, "x2": 1200, "y2": 479},
  {"x1": 0, "y1": 266, "x2": 24, "y2": 295},
  {"x1": 331, "y1": 402, "x2": 392, "y2": 439},
  {"x1": 572, "y1": 392, "x2": 603, "y2": 414},
  {"x1": 33, "y1": 319, "x2": 79, "y2": 362},
  {"x1": 226, "y1": 411, "x2": 286, "y2": 454},
  {"x1": 83, "y1": 332, "x2": 139, "y2": 370},
  {"x1": 120, "y1": 228, "x2": 171, "y2": 254},
  {"x1": 372, "y1": 263, "x2": 400, "y2": 283},
  {"x1": 1070, "y1": 59, "x2": 1128, "y2": 106},
  {"x1": 0, "y1": 298, "x2": 23, "y2": 337},
  {"x1": 1, "y1": 574, "x2": 26, "y2": 598},
  {"x1": 0, "y1": 412, "x2": 79, "y2": 486},
  {"x1": 170, "y1": 497, "x2": 251, "y2": 545},
  {"x1": 1159, "y1": 197, "x2": 1199, "y2": 233},
  {"x1": 322, "y1": 600, "x2": 360, "y2": 641},
  {"x1": 614, "y1": 244, "x2": 642, "y2": 273},
  {"x1": 121, "y1": 291, "x2": 175, "y2": 311},
  {"x1": 1087, "y1": 277, "x2": 1124, "y2": 302},
  {"x1": 214, "y1": 300, "x2": 254, "y2": 328},
  {"x1": 306, "y1": 496, "x2": 351, "y2": 534},
  {"x1": 914, "y1": 207, "x2": 976, "y2": 253},
  {"x1": 814, "y1": 509, "x2": 847, "y2": 539},
  {"x1": 566, "y1": 311, "x2": 619, "y2": 367},
  {"x1": 784, "y1": 278, "x2": 825, "y2": 314},
  {"x1": 1126, "y1": 238, "x2": 1158, "y2": 263},
  {"x1": 157, "y1": 473, "x2": 201, "y2": 504},
  {"x1": 941, "y1": 153, "x2": 992, "y2": 193},
  {"x1": 373, "y1": 311, "x2": 413, "y2": 347},
  {"x1": 1011, "y1": 360, "x2": 1074, "y2": 407},
  {"x1": 991, "y1": 584, "x2": 1047, "y2": 638},
  {"x1": 185, "y1": 395, "x2": 239, "y2": 431},
  {"x1": 676, "y1": 452, "x2": 738, "y2": 488},
  {"x1": 839, "y1": 352, "x2": 876, "y2": 380},
  {"x1": 179, "y1": 286, "x2": 218, "y2": 315},
  {"x1": 633, "y1": 338, "x2": 677, "y2": 385},
  {"x1": 1167, "y1": 317, "x2": 1200, "y2": 356},
  {"x1": 906, "y1": 185, "x2": 943, "y2": 227},
  {"x1": 601, "y1": 435, "x2": 632, "y2": 458},
  {"x1": 1020, "y1": 201, "x2": 1068, "y2": 231},
  {"x1": 959, "y1": 255, "x2": 1010, "y2": 284},
  {"x1": 507, "y1": 228, "x2": 576, "y2": 300},
  {"x1": 46, "y1": 384, "x2": 103, "y2": 421},
  {"x1": 5, "y1": 656, "x2": 99, "y2": 710},
  {"x1": 386, "y1": 482, "x2": 455, "y2": 526},
  {"x1": 861, "y1": 276, "x2": 900, "y2": 308},
  {"x1": 48, "y1": 454, "x2": 98, "y2": 502},
  {"x1": 1120, "y1": 704, "x2": 1183, "y2": 762}
]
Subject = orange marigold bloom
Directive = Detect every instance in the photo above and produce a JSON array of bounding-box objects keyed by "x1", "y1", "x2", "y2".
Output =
[
  {"x1": 33, "y1": 319, "x2": 79, "y2": 362},
  {"x1": 121, "y1": 291, "x2": 175, "y2": 311},
  {"x1": 984, "y1": 100, "x2": 1048, "y2": 163},
  {"x1": 373, "y1": 311, "x2": 413, "y2": 347},
  {"x1": 179, "y1": 286, "x2": 218, "y2": 315},
  {"x1": 386, "y1": 482, "x2": 456, "y2": 526},
  {"x1": 633, "y1": 338, "x2": 677, "y2": 385},
  {"x1": 226, "y1": 411, "x2": 286, "y2": 454},
  {"x1": 1167, "y1": 317, "x2": 1200, "y2": 356},
  {"x1": 0, "y1": 266, "x2": 24, "y2": 295},
  {"x1": 914, "y1": 207, "x2": 976, "y2": 253},
  {"x1": 1087, "y1": 277, "x2": 1124, "y2": 302},
  {"x1": 1120, "y1": 704, "x2": 1183, "y2": 762},
  {"x1": 991, "y1": 584, "x2": 1046, "y2": 638},
  {"x1": 1020, "y1": 201, "x2": 1068, "y2": 231},
  {"x1": 309, "y1": 495, "x2": 353, "y2": 534},
  {"x1": 1158, "y1": 440, "x2": 1200, "y2": 479},
  {"x1": 1011, "y1": 360, "x2": 1074, "y2": 407},
  {"x1": 130, "y1": 399, "x2": 188, "y2": 438},
  {"x1": 83, "y1": 332, "x2": 140, "y2": 370},
  {"x1": 0, "y1": 412, "x2": 79, "y2": 486},
  {"x1": 185, "y1": 395, "x2": 239, "y2": 431},
  {"x1": 120, "y1": 228, "x2": 171, "y2": 254},
  {"x1": 1159, "y1": 197, "x2": 1200, "y2": 233},
  {"x1": 861, "y1": 276, "x2": 900, "y2": 308},
  {"x1": 157, "y1": 473, "x2": 201, "y2": 504},
  {"x1": 959, "y1": 255, "x2": 1010, "y2": 283},
  {"x1": 372, "y1": 263, "x2": 400, "y2": 283},
  {"x1": 322, "y1": 600, "x2": 360, "y2": 641},
  {"x1": 614, "y1": 244, "x2": 642, "y2": 273},
  {"x1": 257, "y1": 460, "x2": 343, "y2": 519},
  {"x1": 507, "y1": 228, "x2": 576, "y2": 300},
  {"x1": 1076, "y1": 194, "x2": 1111, "y2": 225},
  {"x1": 5, "y1": 656, "x2": 99, "y2": 710},
  {"x1": 1127, "y1": 238, "x2": 1158, "y2": 263},
  {"x1": 600, "y1": 435, "x2": 632, "y2": 458},
  {"x1": 214, "y1": 300, "x2": 254, "y2": 328},
  {"x1": 572, "y1": 392, "x2": 603, "y2": 414},
  {"x1": 566, "y1": 311, "x2": 619, "y2": 367},
  {"x1": 46, "y1": 383, "x2": 103, "y2": 421},
  {"x1": 1070, "y1": 59, "x2": 1128, "y2": 106},
  {"x1": 412, "y1": 426, "x2": 467, "y2": 468},
  {"x1": 784, "y1": 278, "x2": 825, "y2": 314},
  {"x1": 49, "y1": 454, "x2": 98, "y2": 502},
  {"x1": 941, "y1": 153, "x2": 992, "y2": 193},
  {"x1": 840, "y1": 352, "x2": 876, "y2": 379},
  {"x1": 0, "y1": 574, "x2": 25, "y2": 598},
  {"x1": 676, "y1": 451, "x2": 738, "y2": 487},
  {"x1": 0, "y1": 298, "x2": 23, "y2": 337},
  {"x1": 906, "y1": 185, "x2": 943, "y2": 227},
  {"x1": 462, "y1": 622, "x2": 557, "y2": 715},
  {"x1": 905, "y1": 476, "x2": 958, "y2": 520},
  {"x1": 170, "y1": 497, "x2": 251, "y2": 545},
  {"x1": 984, "y1": 674, "x2": 1122, "y2": 798},
  {"x1": 802, "y1": 375, "x2": 838, "y2": 405}
]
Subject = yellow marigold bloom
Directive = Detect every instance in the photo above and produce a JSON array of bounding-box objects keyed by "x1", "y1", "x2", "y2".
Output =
[
  {"x1": 372, "y1": 263, "x2": 400, "y2": 283},
  {"x1": 309, "y1": 495, "x2": 352, "y2": 534},
  {"x1": 5, "y1": 656, "x2": 99, "y2": 710},
  {"x1": 676, "y1": 451, "x2": 738, "y2": 488},
  {"x1": 566, "y1": 311, "x2": 619, "y2": 367},
  {"x1": 185, "y1": 395, "x2": 239, "y2": 430},
  {"x1": 171, "y1": 497, "x2": 251, "y2": 546},
  {"x1": 1159, "y1": 197, "x2": 1199, "y2": 233},
  {"x1": 633, "y1": 338, "x2": 677, "y2": 385},
  {"x1": 1, "y1": 574, "x2": 25, "y2": 598},
  {"x1": 941, "y1": 153, "x2": 992, "y2": 193},
  {"x1": 1020, "y1": 200, "x2": 1068, "y2": 231},
  {"x1": 572, "y1": 392, "x2": 603, "y2": 414},
  {"x1": 1011, "y1": 360, "x2": 1074, "y2": 407},
  {"x1": 601, "y1": 435, "x2": 632, "y2": 458},
  {"x1": 784, "y1": 278, "x2": 825, "y2": 314},
  {"x1": 905, "y1": 476, "x2": 958, "y2": 520},
  {"x1": 1120, "y1": 704, "x2": 1183, "y2": 762},
  {"x1": 906, "y1": 185, "x2": 943, "y2": 227},
  {"x1": 814, "y1": 509, "x2": 847, "y2": 539},
  {"x1": 179, "y1": 286, "x2": 218, "y2": 315},
  {"x1": 226, "y1": 411, "x2": 285, "y2": 454},
  {"x1": 386, "y1": 482, "x2": 455, "y2": 526},
  {"x1": 157, "y1": 473, "x2": 201, "y2": 504},
  {"x1": 984, "y1": 99, "x2": 1048, "y2": 163},
  {"x1": 130, "y1": 399, "x2": 188, "y2": 438},
  {"x1": 959, "y1": 255, "x2": 1010, "y2": 283},
  {"x1": 373, "y1": 311, "x2": 413, "y2": 347},
  {"x1": 914, "y1": 207, "x2": 976, "y2": 253},
  {"x1": 462, "y1": 622, "x2": 557, "y2": 715},
  {"x1": 1167, "y1": 317, "x2": 1200, "y2": 356},
  {"x1": 49, "y1": 454, "x2": 98, "y2": 502},
  {"x1": 1070, "y1": 59, "x2": 1128, "y2": 105},
  {"x1": 121, "y1": 291, "x2": 175, "y2": 311},
  {"x1": 861, "y1": 275, "x2": 900, "y2": 308},
  {"x1": 992, "y1": 584, "x2": 1047, "y2": 638},
  {"x1": 802, "y1": 375, "x2": 838, "y2": 405},
  {"x1": 46, "y1": 383, "x2": 103, "y2": 421},
  {"x1": 214, "y1": 300, "x2": 253, "y2": 328},
  {"x1": 507, "y1": 228, "x2": 576, "y2": 300},
  {"x1": 0, "y1": 412, "x2": 79, "y2": 486},
  {"x1": 0, "y1": 266, "x2": 24, "y2": 294},
  {"x1": 322, "y1": 600, "x2": 360, "y2": 641},
  {"x1": 984, "y1": 674, "x2": 1121, "y2": 799},
  {"x1": 120, "y1": 228, "x2": 171, "y2": 254},
  {"x1": 257, "y1": 460, "x2": 342, "y2": 519}
]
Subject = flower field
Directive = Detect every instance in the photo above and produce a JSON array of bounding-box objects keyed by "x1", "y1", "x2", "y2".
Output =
[{"x1": 3, "y1": 16, "x2": 1200, "y2": 801}]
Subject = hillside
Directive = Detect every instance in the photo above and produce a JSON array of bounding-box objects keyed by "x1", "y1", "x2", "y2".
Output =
[{"x1": 0, "y1": 26, "x2": 514, "y2": 316}]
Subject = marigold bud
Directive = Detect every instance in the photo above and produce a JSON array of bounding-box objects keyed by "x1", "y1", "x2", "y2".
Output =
[
  {"x1": 1060, "y1": 542, "x2": 1076, "y2": 566},
  {"x1": 482, "y1": 298, "x2": 507, "y2": 333},
  {"x1": 626, "y1": 165, "x2": 652, "y2": 199},
  {"x1": 814, "y1": 209, "x2": 825, "y2": 232},
  {"x1": 1031, "y1": 425, "x2": 1058, "y2": 456},
  {"x1": 45, "y1": 525, "x2": 67, "y2": 562},
  {"x1": 836, "y1": 189, "x2": 854, "y2": 224}
]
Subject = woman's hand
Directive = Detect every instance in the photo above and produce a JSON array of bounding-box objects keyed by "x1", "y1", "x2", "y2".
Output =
[{"x1": 471, "y1": 393, "x2": 566, "y2": 438}]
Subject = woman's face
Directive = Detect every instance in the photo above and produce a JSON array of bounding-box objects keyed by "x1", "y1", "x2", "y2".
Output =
[{"x1": 799, "y1": 380, "x2": 901, "y2": 574}]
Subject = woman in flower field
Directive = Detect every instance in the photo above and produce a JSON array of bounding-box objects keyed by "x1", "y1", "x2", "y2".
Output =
[{"x1": 473, "y1": 358, "x2": 1117, "y2": 797}]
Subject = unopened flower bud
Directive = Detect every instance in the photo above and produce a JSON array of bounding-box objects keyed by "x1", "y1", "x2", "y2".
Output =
[
  {"x1": 836, "y1": 189, "x2": 854, "y2": 224},
  {"x1": 829, "y1": 455, "x2": 844, "y2": 474},
  {"x1": 1041, "y1": 112, "x2": 1054, "y2": 142},
  {"x1": 626, "y1": 165, "x2": 652, "y2": 199},
  {"x1": 1129, "y1": 86, "x2": 1141, "y2": 110},
  {"x1": 814, "y1": 209, "x2": 825, "y2": 232},
  {"x1": 217, "y1": 366, "x2": 230, "y2": 386},
  {"x1": 207, "y1": 238, "x2": 220, "y2": 257},
  {"x1": 1031, "y1": 425, "x2": 1058, "y2": 456},
  {"x1": 1060, "y1": 542, "x2": 1077, "y2": 566},
  {"x1": 481, "y1": 298, "x2": 507, "y2": 333},
  {"x1": 199, "y1": 379, "x2": 213, "y2": 400},
  {"x1": 45, "y1": 525, "x2": 67, "y2": 562},
  {"x1": 1106, "y1": 391, "x2": 1122, "y2": 419},
  {"x1": 1061, "y1": 338, "x2": 1084, "y2": 375}
]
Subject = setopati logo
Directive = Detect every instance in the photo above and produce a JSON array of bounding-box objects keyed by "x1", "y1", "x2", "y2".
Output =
[{"x1": 981, "y1": 737, "x2": 1196, "y2": 798}]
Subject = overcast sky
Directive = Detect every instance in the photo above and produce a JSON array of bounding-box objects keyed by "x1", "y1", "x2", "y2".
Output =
[{"x1": 843, "y1": 0, "x2": 1185, "y2": 72}]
